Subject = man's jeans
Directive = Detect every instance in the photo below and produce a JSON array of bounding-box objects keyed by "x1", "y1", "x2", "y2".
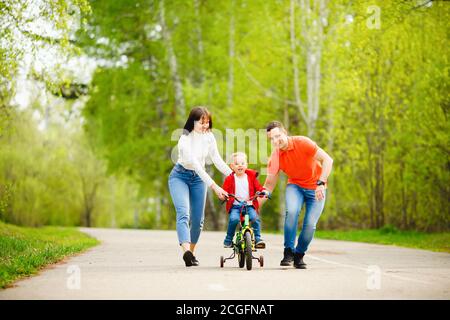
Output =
[
  {"x1": 168, "y1": 163, "x2": 207, "y2": 245},
  {"x1": 224, "y1": 205, "x2": 261, "y2": 245},
  {"x1": 284, "y1": 184, "x2": 326, "y2": 254}
]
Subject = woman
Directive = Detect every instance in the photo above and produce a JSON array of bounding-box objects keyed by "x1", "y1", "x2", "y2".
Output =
[{"x1": 168, "y1": 107, "x2": 231, "y2": 267}]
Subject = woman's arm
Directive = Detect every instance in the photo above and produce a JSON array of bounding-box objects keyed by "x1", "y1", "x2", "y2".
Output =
[
  {"x1": 178, "y1": 135, "x2": 215, "y2": 187},
  {"x1": 208, "y1": 133, "x2": 233, "y2": 177},
  {"x1": 178, "y1": 135, "x2": 229, "y2": 200}
]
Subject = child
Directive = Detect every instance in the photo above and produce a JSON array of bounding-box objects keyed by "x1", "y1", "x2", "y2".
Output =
[{"x1": 222, "y1": 152, "x2": 269, "y2": 249}]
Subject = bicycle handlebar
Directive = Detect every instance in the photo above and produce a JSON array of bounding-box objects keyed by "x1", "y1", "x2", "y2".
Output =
[{"x1": 222, "y1": 191, "x2": 271, "y2": 204}]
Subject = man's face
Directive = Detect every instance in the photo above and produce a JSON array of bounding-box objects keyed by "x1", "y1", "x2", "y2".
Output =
[{"x1": 268, "y1": 127, "x2": 288, "y2": 150}]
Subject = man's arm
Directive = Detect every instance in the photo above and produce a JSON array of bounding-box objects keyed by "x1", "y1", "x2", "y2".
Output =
[
  {"x1": 313, "y1": 148, "x2": 333, "y2": 201},
  {"x1": 314, "y1": 147, "x2": 333, "y2": 182},
  {"x1": 258, "y1": 172, "x2": 279, "y2": 207}
]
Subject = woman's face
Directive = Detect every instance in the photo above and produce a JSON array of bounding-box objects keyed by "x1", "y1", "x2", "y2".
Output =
[{"x1": 193, "y1": 116, "x2": 210, "y2": 133}]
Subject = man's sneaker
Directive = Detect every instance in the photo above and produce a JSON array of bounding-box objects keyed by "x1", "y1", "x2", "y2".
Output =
[
  {"x1": 255, "y1": 240, "x2": 266, "y2": 249},
  {"x1": 183, "y1": 250, "x2": 194, "y2": 267},
  {"x1": 294, "y1": 252, "x2": 307, "y2": 269},
  {"x1": 280, "y1": 248, "x2": 294, "y2": 266},
  {"x1": 223, "y1": 242, "x2": 233, "y2": 248}
]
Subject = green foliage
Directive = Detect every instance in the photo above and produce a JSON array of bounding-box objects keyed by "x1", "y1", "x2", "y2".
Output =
[
  {"x1": 79, "y1": 0, "x2": 449, "y2": 232},
  {"x1": 324, "y1": 1, "x2": 449, "y2": 231},
  {"x1": 0, "y1": 1, "x2": 448, "y2": 233},
  {"x1": 0, "y1": 110, "x2": 143, "y2": 228}
]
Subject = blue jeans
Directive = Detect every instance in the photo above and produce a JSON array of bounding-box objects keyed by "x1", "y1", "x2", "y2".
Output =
[
  {"x1": 168, "y1": 163, "x2": 207, "y2": 245},
  {"x1": 224, "y1": 205, "x2": 262, "y2": 245},
  {"x1": 284, "y1": 184, "x2": 326, "y2": 254}
]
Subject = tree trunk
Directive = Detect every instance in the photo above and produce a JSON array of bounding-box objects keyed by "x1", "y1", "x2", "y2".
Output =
[
  {"x1": 327, "y1": 71, "x2": 336, "y2": 153},
  {"x1": 400, "y1": 161, "x2": 408, "y2": 229},
  {"x1": 290, "y1": 0, "x2": 306, "y2": 124},
  {"x1": 227, "y1": 0, "x2": 235, "y2": 107},
  {"x1": 374, "y1": 153, "x2": 384, "y2": 228},
  {"x1": 367, "y1": 139, "x2": 375, "y2": 228},
  {"x1": 83, "y1": 183, "x2": 98, "y2": 228},
  {"x1": 160, "y1": 0, "x2": 185, "y2": 125},
  {"x1": 194, "y1": 0, "x2": 204, "y2": 84},
  {"x1": 292, "y1": 0, "x2": 329, "y2": 139}
]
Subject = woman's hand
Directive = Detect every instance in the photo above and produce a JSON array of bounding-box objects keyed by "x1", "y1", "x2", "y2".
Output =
[{"x1": 211, "y1": 184, "x2": 228, "y2": 201}]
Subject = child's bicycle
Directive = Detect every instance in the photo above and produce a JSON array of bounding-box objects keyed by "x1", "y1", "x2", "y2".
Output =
[{"x1": 220, "y1": 191, "x2": 270, "y2": 270}]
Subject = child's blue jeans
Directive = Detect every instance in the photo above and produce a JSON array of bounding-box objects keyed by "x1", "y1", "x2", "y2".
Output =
[{"x1": 224, "y1": 205, "x2": 262, "y2": 245}]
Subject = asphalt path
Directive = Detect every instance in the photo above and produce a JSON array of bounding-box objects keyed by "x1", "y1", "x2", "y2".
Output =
[{"x1": 1, "y1": 228, "x2": 449, "y2": 299}]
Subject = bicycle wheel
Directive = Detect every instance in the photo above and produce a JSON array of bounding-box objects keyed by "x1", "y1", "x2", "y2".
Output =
[
  {"x1": 245, "y1": 231, "x2": 252, "y2": 270},
  {"x1": 238, "y1": 249, "x2": 245, "y2": 268}
]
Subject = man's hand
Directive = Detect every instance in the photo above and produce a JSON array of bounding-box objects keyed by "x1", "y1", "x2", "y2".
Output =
[
  {"x1": 259, "y1": 173, "x2": 278, "y2": 208},
  {"x1": 315, "y1": 185, "x2": 325, "y2": 201},
  {"x1": 257, "y1": 190, "x2": 272, "y2": 207}
]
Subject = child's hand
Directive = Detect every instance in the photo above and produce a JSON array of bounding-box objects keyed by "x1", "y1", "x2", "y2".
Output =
[{"x1": 261, "y1": 190, "x2": 271, "y2": 198}]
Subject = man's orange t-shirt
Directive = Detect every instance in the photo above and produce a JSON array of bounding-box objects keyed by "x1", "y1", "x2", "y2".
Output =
[{"x1": 267, "y1": 136, "x2": 322, "y2": 190}]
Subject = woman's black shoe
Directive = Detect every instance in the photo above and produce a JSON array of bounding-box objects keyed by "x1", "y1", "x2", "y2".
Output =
[
  {"x1": 192, "y1": 256, "x2": 199, "y2": 266},
  {"x1": 183, "y1": 251, "x2": 194, "y2": 267}
]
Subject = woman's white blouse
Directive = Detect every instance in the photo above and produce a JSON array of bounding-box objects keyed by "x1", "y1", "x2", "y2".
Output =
[{"x1": 177, "y1": 131, "x2": 232, "y2": 187}]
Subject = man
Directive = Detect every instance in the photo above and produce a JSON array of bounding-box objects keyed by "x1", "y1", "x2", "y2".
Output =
[{"x1": 259, "y1": 121, "x2": 333, "y2": 269}]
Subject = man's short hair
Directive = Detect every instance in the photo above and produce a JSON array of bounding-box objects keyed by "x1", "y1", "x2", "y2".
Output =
[{"x1": 266, "y1": 121, "x2": 285, "y2": 133}]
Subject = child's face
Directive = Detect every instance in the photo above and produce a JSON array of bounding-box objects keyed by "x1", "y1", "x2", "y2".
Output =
[{"x1": 231, "y1": 155, "x2": 247, "y2": 174}]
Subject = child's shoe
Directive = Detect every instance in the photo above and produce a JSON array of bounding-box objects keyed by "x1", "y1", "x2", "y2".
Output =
[
  {"x1": 223, "y1": 241, "x2": 233, "y2": 248},
  {"x1": 255, "y1": 239, "x2": 266, "y2": 249}
]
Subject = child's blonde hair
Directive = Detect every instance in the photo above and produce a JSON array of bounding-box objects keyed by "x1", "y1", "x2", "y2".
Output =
[{"x1": 229, "y1": 152, "x2": 247, "y2": 164}]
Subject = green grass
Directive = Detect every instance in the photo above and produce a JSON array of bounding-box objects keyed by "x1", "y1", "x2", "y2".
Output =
[
  {"x1": 314, "y1": 227, "x2": 450, "y2": 253},
  {"x1": 0, "y1": 221, "x2": 99, "y2": 289},
  {"x1": 267, "y1": 225, "x2": 450, "y2": 253}
]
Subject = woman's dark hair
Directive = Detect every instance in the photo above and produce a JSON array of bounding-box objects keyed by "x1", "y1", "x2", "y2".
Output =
[{"x1": 183, "y1": 107, "x2": 212, "y2": 134}]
